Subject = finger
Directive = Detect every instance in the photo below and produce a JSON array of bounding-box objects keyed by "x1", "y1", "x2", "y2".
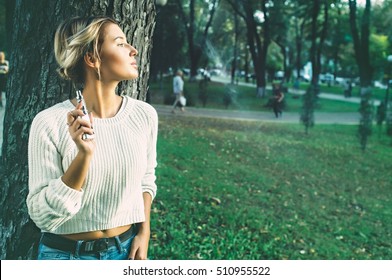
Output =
[
  {"x1": 67, "y1": 109, "x2": 85, "y2": 121},
  {"x1": 69, "y1": 120, "x2": 93, "y2": 137},
  {"x1": 67, "y1": 110, "x2": 76, "y2": 120},
  {"x1": 135, "y1": 251, "x2": 147, "y2": 260},
  {"x1": 72, "y1": 126, "x2": 94, "y2": 141},
  {"x1": 89, "y1": 112, "x2": 94, "y2": 127},
  {"x1": 67, "y1": 111, "x2": 76, "y2": 126},
  {"x1": 128, "y1": 245, "x2": 137, "y2": 260},
  {"x1": 76, "y1": 100, "x2": 83, "y2": 109}
]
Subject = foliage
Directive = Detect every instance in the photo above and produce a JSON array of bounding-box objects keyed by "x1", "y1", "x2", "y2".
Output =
[
  {"x1": 150, "y1": 116, "x2": 392, "y2": 260},
  {"x1": 369, "y1": 34, "x2": 390, "y2": 80},
  {"x1": 372, "y1": 0, "x2": 392, "y2": 46},
  {"x1": 152, "y1": 0, "x2": 391, "y2": 87},
  {"x1": 151, "y1": 3, "x2": 187, "y2": 77},
  {"x1": 149, "y1": 77, "x2": 362, "y2": 113}
]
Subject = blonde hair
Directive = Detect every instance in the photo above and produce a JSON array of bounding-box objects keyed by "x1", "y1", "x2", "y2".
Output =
[{"x1": 54, "y1": 16, "x2": 118, "y2": 84}]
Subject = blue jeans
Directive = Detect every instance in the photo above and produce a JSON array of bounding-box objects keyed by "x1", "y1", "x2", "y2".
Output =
[{"x1": 37, "y1": 231, "x2": 137, "y2": 260}]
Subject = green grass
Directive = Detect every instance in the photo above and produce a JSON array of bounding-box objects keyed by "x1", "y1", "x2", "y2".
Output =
[
  {"x1": 149, "y1": 116, "x2": 392, "y2": 260},
  {"x1": 149, "y1": 78, "x2": 363, "y2": 113}
]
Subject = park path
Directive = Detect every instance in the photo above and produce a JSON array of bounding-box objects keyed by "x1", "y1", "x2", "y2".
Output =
[
  {"x1": 211, "y1": 76, "x2": 381, "y2": 106},
  {"x1": 154, "y1": 76, "x2": 368, "y2": 124},
  {"x1": 154, "y1": 104, "x2": 360, "y2": 125},
  {"x1": 0, "y1": 88, "x2": 364, "y2": 156}
]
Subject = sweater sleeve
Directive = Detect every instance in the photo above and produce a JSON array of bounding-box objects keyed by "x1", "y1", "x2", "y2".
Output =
[
  {"x1": 26, "y1": 112, "x2": 83, "y2": 232},
  {"x1": 141, "y1": 105, "x2": 158, "y2": 201}
]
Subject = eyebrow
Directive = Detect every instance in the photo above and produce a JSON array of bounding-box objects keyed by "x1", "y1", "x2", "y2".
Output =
[{"x1": 114, "y1": 36, "x2": 126, "y2": 41}]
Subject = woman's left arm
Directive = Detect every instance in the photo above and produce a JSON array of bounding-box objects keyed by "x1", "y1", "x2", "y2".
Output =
[
  {"x1": 129, "y1": 104, "x2": 158, "y2": 260},
  {"x1": 129, "y1": 192, "x2": 152, "y2": 260}
]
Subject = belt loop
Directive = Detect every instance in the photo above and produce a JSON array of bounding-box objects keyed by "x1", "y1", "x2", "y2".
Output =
[
  {"x1": 114, "y1": 236, "x2": 122, "y2": 252},
  {"x1": 75, "y1": 240, "x2": 83, "y2": 258}
]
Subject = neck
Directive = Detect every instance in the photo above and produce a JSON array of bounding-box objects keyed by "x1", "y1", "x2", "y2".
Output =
[{"x1": 80, "y1": 81, "x2": 123, "y2": 119}]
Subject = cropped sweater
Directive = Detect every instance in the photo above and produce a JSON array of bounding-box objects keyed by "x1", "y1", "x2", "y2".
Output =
[{"x1": 27, "y1": 96, "x2": 158, "y2": 234}]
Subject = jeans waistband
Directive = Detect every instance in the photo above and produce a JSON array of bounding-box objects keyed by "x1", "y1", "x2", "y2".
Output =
[{"x1": 40, "y1": 225, "x2": 134, "y2": 254}]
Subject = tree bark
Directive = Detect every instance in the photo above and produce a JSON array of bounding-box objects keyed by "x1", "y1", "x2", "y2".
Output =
[
  {"x1": 234, "y1": 0, "x2": 269, "y2": 97},
  {"x1": 348, "y1": 0, "x2": 373, "y2": 151},
  {"x1": 231, "y1": 12, "x2": 239, "y2": 84},
  {"x1": 301, "y1": 0, "x2": 328, "y2": 133},
  {"x1": 349, "y1": 0, "x2": 372, "y2": 87},
  {"x1": 295, "y1": 17, "x2": 306, "y2": 80},
  {"x1": 176, "y1": 0, "x2": 219, "y2": 80},
  {"x1": 0, "y1": 0, "x2": 156, "y2": 260}
]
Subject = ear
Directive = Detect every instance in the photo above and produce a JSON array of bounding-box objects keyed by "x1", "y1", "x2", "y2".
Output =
[{"x1": 84, "y1": 52, "x2": 100, "y2": 69}]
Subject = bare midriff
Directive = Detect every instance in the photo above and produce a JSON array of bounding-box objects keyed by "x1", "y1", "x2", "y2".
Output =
[{"x1": 60, "y1": 224, "x2": 132, "y2": 241}]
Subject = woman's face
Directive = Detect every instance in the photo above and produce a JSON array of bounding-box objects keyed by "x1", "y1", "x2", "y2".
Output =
[{"x1": 98, "y1": 23, "x2": 138, "y2": 82}]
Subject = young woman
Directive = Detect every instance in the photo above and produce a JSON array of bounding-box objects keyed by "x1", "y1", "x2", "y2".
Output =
[
  {"x1": 272, "y1": 83, "x2": 284, "y2": 118},
  {"x1": 27, "y1": 16, "x2": 158, "y2": 260}
]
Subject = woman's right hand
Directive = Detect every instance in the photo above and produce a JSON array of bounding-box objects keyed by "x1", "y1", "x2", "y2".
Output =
[{"x1": 67, "y1": 101, "x2": 96, "y2": 155}]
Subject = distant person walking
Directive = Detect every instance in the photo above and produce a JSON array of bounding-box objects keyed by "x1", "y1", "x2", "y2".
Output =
[
  {"x1": 293, "y1": 78, "x2": 300, "y2": 93},
  {"x1": 272, "y1": 83, "x2": 284, "y2": 118},
  {"x1": 344, "y1": 80, "x2": 352, "y2": 98},
  {"x1": 0, "y1": 51, "x2": 9, "y2": 107},
  {"x1": 172, "y1": 70, "x2": 185, "y2": 113}
]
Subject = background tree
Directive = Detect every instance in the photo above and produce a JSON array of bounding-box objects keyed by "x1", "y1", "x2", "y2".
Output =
[
  {"x1": 292, "y1": 2, "x2": 309, "y2": 81},
  {"x1": 228, "y1": 0, "x2": 272, "y2": 97},
  {"x1": 175, "y1": 0, "x2": 220, "y2": 80},
  {"x1": 150, "y1": 2, "x2": 186, "y2": 81},
  {"x1": 349, "y1": 0, "x2": 372, "y2": 88},
  {"x1": 209, "y1": 1, "x2": 247, "y2": 80},
  {"x1": 0, "y1": 0, "x2": 156, "y2": 260},
  {"x1": 300, "y1": 0, "x2": 329, "y2": 133},
  {"x1": 324, "y1": 1, "x2": 349, "y2": 78},
  {"x1": 348, "y1": 0, "x2": 372, "y2": 151},
  {"x1": 268, "y1": 0, "x2": 292, "y2": 83}
]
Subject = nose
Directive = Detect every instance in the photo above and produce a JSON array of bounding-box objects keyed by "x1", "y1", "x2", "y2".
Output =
[{"x1": 129, "y1": 45, "x2": 138, "y2": 56}]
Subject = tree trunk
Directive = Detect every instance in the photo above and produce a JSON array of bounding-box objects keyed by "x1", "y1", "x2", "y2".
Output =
[
  {"x1": 348, "y1": 0, "x2": 373, "y2": 151},
  {"x1": 231, "y1": 12, "x2": 239, "y2": 84},
  {"x1": 301, "y1": 0, "x2": 328, "y2": 133},
  {"x1": 242, "y1": 0, "x2": 270, "y2": 97},
  {"x1": 294, "y1": 14, "x2": 306, "y2": 80},
  {"x1": 0, "y1": 0, "x2": 156, "y2": 260},
  {"x1": 309, "y1": 0, "x2": 321, "y2": 86},
  {"x1": 349, "y1": 0, "x2": 372, "y2": 88},
  {"x1": 177, "y1": 0, "x2": 218, "y2": 81}
]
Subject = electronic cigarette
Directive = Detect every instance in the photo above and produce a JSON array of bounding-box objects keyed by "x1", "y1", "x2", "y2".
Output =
[{"x1": 76, "y1": 90, "x2": 94, "y2": 140}]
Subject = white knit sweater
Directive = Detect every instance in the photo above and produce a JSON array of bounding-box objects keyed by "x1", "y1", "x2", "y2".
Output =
[{"x1": 27, "y1": 96, "x2": 158, "y2": 234}]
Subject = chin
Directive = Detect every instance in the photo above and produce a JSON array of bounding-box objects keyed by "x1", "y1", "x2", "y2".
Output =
[
  {"x1": 129, "y1": 74, "x2": 139, "y2": 80},
  {"x1": 128, "y1": 70, "x2": 139, "y2": 80}
]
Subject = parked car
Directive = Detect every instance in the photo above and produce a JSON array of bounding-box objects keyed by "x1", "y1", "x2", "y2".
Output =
[
  {"x1": 197, "y1": 68, "x2": 211, "y2": 80},
  {"x1": 274, "y1": 71, "x2": 284, "y2": 81},
  {"x1": 210, "y1": 69, "x2": 222, "y2": 76},
  {"x1": 334, "y1": 77, "x2": 346, "y2": 85},
  {"x1": 374, "y1": 81, "x2": 387, "y2": 89},
  {"x1": 181, "y1": 68, "x2": 190, "y2": 76},
  {"x1": 300, "y1": 74, "x2": 310, "y2": 82},
  {"x1": 319, "y1": 73, "x2": 333, "y2": 84}
]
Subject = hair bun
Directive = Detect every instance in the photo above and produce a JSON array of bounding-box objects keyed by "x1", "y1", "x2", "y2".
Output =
[{"x1": 54, "y1": 16, "x2": 117, "y2": 84}]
